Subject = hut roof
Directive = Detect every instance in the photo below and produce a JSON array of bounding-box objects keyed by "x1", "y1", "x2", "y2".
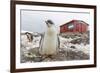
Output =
[{"x1": 60, "y1": 20, "x2": 89, "y2": 27}]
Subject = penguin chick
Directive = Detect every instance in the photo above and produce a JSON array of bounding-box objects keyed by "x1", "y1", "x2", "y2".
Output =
[{"x1": 39, "y1": 20, "x2": 60, "y2": 56}]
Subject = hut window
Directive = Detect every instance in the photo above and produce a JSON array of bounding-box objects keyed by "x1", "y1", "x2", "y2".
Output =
[{"x1": 67, "y1": 24, "x2": 74, "y2": 30}]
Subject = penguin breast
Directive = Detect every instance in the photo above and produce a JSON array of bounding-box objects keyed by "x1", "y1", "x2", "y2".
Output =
[{"x1": 41, "y1": 26, "x2": 58, "y2": 55}]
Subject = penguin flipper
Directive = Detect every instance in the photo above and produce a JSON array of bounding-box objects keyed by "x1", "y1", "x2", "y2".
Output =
[
  {"x1": 39, "y1": 33, "x2": 45, "y2": 54},
  {"x1": 58, "y1": 35, "x2": 60, "y2": 49},
  {"x1": 56, "y1": 34, "x2": 60, "y2": 52}
]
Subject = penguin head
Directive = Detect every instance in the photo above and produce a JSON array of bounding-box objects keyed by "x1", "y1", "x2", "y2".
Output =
[{"x1": 45, "y1": 20, "x2": 54, "y2": 27}]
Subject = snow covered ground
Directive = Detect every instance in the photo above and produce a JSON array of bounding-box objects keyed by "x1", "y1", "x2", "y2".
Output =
[
  {"x1": 60, "y1": 36, "x2": 89, "y2": 54},
  {"x1": 20, "y1": 31, "x2": 90, "y2": 63}
]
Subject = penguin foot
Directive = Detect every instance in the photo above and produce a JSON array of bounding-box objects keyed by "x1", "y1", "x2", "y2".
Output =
[
  {"x1": 47, "y1": 55, "x2": 53, "y2": 58},
  {"x1": 41, "y1": 54, "x2": 54, "y2": 60}
]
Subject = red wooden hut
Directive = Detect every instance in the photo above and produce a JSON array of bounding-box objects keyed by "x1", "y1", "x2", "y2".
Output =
[{"x1": 60, "y1": 20, "x2": 89, "y2": 33}]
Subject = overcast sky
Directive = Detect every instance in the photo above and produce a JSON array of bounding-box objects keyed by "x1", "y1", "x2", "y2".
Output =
[{"x1": 21, "y1": 10, "x2": 90, "y2": 33}]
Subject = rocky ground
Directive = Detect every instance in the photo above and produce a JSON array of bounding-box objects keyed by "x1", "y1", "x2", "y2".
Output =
[{"x1": 20, "y1": 32, "x2": 90, "y2": 63}]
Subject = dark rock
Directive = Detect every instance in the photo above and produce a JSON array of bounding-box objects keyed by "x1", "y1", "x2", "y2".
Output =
[{"x1": 70, "y1": 46, "x2": 76, "y2": 49}]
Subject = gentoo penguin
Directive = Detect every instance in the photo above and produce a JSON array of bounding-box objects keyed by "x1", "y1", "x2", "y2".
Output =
[
  {"x1": 39, "y1": 20, "x2": 60, "y2": 56},
  {"x1": 21, "y1": 32, "x2": 34, "y2": 50}
]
